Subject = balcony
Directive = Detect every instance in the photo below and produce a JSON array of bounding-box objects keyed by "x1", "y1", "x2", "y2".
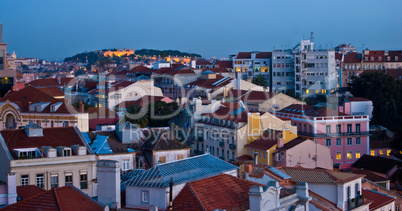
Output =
[
  {"x1": 298, "y1": 131, "x2": 370, "y2": 138},
  {"x1": 219, "y1": 141, "x2": 225, "y2": 147},
  {"x1": 229, "y1": 144, "x2": 236, "y2": 150},
  {"x1": 348, "y1": 195, "x2": 365, "y2": 210}
]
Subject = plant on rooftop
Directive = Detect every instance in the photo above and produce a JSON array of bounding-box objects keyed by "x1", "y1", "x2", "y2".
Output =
[{"x1": 251, "y1": 75, "x2": 268, "y2": 87}]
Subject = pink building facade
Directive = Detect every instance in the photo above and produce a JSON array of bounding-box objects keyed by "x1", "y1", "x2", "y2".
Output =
[{"x1": 274, "y1": 104, "x2": 370, "y2": 164}]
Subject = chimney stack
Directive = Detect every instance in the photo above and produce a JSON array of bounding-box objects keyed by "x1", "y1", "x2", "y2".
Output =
[
  {"x1": 97, "y1": 160, "x2": 121, "y2": 209},
  {"x1": 79, "y1": 100, "x2": 84, "y2": 113},
  {"x1": 7, "y1": 173, "x2": 17, "y2": 205},
  {"x1": 169, "y1": 177, "x2": 174, "y2": 207}
]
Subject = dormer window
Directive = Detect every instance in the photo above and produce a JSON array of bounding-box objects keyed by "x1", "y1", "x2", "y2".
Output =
[
  {"x1": 365, "y1": 57, "x2": 368, "y2": 61},
  {"x1": 396, "y1": 56, "x2": 399, "y2": 61},
  {"x1": 14, "y1": 148, "x2": 40, "y2": 159},
  {"x1": 370, "y1": 57, "x2": 374, "y2": 61},
  {"x1": 64, "y1": 148, "x2": 72, "y2": 156},
  {"x1": 378, "y1": 57, "x2": 382, "y2": 61},
  {"x1": 388, "y1": 56, "x2": 391, "y2": 61}
]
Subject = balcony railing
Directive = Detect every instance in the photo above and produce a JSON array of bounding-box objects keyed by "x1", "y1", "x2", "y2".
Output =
[
  {"x1": 298, "y1": 131, "x2": 370, "y2": 138},
  {"x1": 229, "y1": 144, "x2": 236, "y2": 150}
]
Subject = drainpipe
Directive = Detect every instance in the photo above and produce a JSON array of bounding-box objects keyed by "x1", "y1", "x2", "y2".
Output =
[{"x1": 169, "y1": 177, "x2": 174, "y2": 207}]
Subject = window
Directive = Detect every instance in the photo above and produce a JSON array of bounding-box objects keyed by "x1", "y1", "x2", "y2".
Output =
[
  {"x1": 263, "y1": 152, "x2": 266, "y2": 158},
  {"x1": 65, "y1": 173, "x2": 73, "y2": 186},
  {"x1": 141, "y1": 191, "x2": 149, "y2": 203},
  {"x1": 347, "y1": 151, "x2": 353, "y2": 159},
  {"x1": 51, "y1": 174, "x2": 59, "y2": 188},
  {"x1": 326, "y1": 125, "x2": 331, "y2": 134},
  {"x1": 355, "y1": 151, "x2": 361, "y2": 159},
  {"x1": 347, "y1": 138, "x2": 353, "y2": 145},
  {"x1": 80, "y1": 172, "x2": 88, "y2": 189},
  {"x1": 370, "y1": 150, "x2": 375, "y2": 156},
  {"x1": 347, "y1": 124, "x2": 352, "y2": 133},
  {"x1": 356, "y1": 124, "x2": 361, "y2": 133},
  {"x1": 336, "y1": 152, "x2": 342, "y2": 160},
  {"x1": 64, "y1": 149, "x2": 71, "y2": 157},
  {"x1": 177, "y1": 154, "x2": 184, "y2": 160},
  {"x1": 379, "y1": 150, "x2": 384, "y2": 155},
  {"x1": 356, "y1": 137, "x2": 361, "y2": 145},
  {"x1": 159, "y1": 156, "x2": 166, "y2": 164},
  {"x1": 259, "y1": 151, "x2": 261, "y2": 157},
  {"x1": 275, "y1": 153, "x2": 281, "y2": 161},
  {"x1": 325, "y1": 139, "x2": 331, "y2": 146},
  {"x1": 336, "y1": 124, "x2": 341, "y2": 133},
  {"x1": 36, "y1": 174, "x2": 44, "y2": 189},
  {"x1": 387, "y1": 150, "x2": 391, "y2": 156},
  {"x1": 21, "y1": 175, "x2": 29, "y2": 186},
  {"x1": 122, "y1": 159, "x2": 130, "y2": 171},
  {"x1": 336, "y1": 138, "x2": 341, "y2": 146}
]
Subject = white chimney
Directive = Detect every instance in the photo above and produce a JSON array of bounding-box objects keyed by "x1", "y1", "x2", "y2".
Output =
[
  {"x1": 7, "y1": 173, "x2": 17, "y2": 205},
  {"x1": 97, "y1": 160, "x2": 121, "y2": 209}
]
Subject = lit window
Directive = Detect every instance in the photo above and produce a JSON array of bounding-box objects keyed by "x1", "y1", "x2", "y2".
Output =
[
  {"x1": 51, "y1": 173, "x2": 59, "y2": 188},
  {"x1": 347, "y1": 151, "x2": 353, "y2": 159},
  {"x1": 336, "y1": 152, "x2": 342, "y2": 160},
  {"x1": 379, "y1": 150, "x2": 384, "y2": 155},
  {"x1": 355, "y1": 151, "x2": 361, "y2": 159},
  {"x1": 370, "y1": 150, "x2": 375, "y2": 156},
  {"x1": 387, "y1": 150, "x2": 391, "y2": 156}
]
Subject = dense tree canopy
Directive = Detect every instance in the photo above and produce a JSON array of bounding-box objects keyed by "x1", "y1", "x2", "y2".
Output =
[
  {"x1": 349, "y1": 71, "x2": 400, "y2": 126},
  {"x1": 125, "y1": 101, "x2": 179, "y2": 128},
  {"x1": 252, "y1": 75, "x2": 268, "y2": 87}
]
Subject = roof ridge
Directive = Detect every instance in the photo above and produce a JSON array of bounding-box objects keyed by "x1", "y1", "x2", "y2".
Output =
[
  {"x1": 187, "y1": 182, "x2": 208, "y2": 210},
  {"x1": 53, "y1": 187, "x2": 63, "y2": 211}
]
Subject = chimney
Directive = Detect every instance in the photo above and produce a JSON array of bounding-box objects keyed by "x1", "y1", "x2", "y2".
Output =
[
  {"x1": 253, "y1": 152, "x2": 258, "y2": 165},
  {"x1": 7, "y1": 173, "x2": 17, "y2": 205},
  {"x1": 295, "y1": 182, "x2": 311, "y2": 208},
  {"x1": 277, "y1": 137, "x2": 284, "y2": 149},
  {"x1": 249, "y1": 181, "x2": 281, "y2": 211},
  {"x1": 247, "y1": 77, "x2": 252, "y2": 83},
  {"x1": 169, "y1": 177, "x2": 174, "y2": 207},
  {"x1": 79, "y1": 101, "x2": 84, "y2": 113},
  {"x1": 97, "y1": 160, "x2": 121, "y2": 209},
  {"x1": 244, "y1": 164, "x2": 253, "y2": 175}
]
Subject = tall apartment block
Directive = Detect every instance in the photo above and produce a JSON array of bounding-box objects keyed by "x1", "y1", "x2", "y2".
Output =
[
  {"x1": 272, "y1": 39, "x2": 338, "y2": 98},
  {"x1": 232, "y1": 51, "x2": 271, "y2": 87},
  {"x1": 0, "y1": 24, "x2": 16, "y2": 96}
]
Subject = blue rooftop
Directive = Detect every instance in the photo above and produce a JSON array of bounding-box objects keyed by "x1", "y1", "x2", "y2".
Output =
[
  {"x1": 231, "y1": 107, "x2": 246, "y2": 115},
  {"x1": 126, "y1": 154, "x2": 238, "y2": 188},
  {"x1": 266, "y1": 166, "x2": 291, "y2": 179},
  {"x1": 90, "y1": 134, "x2": 113, "y2": 154}
]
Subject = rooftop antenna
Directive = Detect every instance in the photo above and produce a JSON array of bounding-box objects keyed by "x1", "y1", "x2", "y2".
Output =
[{"x1": 310, "y1": 32, "x2": 314, "y2": 42}]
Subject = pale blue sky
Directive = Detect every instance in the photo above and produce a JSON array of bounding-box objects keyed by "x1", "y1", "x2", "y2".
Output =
[{"x1": 1, "y1": 0, "x2": 401, "y2": 61}]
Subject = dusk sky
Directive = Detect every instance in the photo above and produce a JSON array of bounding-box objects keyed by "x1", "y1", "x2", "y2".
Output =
[{"x1": 1, "y1": 0, "x2": 401, "y2": 61}]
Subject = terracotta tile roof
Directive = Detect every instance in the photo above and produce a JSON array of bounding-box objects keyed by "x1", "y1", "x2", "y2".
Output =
[
  {"x1": 156, "y1": 66, "x2": 196, "y2": 75},
  {"x1": 244, "y1": 130, "x2": 283, "y2": 151},
  {"x1": 142, "y1": 130, "x2": 190, "y2": 151},
  {"x1": 279, "y1": 166, "x2": 365, "y2": 184},
  {"x1": 235, "y1": 52, "x2": 252, "y2": 59},
  {"x1": 0, "y1": 86, "x2": 72, "y2": 114},
  {"x1": 37, "y1": 87, "x2": 65, "y2": 98},
  {"x1": 385, "y1": 68, "x2": 402, "y2": 80},
  {"x1": 172, "y1": 174, "x2": 264, "y2": 211},
  {"x1": 128, "y1": 65, "x2": 152, "y2": 74},
  {"x1": 232, "y1": 89, "x2": 277, "y2": 104},
  {"x1": 278, "y1": 104, "x2": 348, "y2": 117},
  {"x1": 1, "y1": 126, "x2": 90, "y2": 159},
  {"x1": 115, "y1": 95, "x2": 166, "y2": 109},
  {"x1": 344, "y1": 52, "x2": 362, "y2": 63},
  {"x1": 87, "y1": 107, "x2": 118, "y2": 118},
  {"x1": 236, "y1": 154, "x2": 254, "y2": 161},
  {"x1": 196, "y1": 59, "x2": 213, "y2": 66},
  {"x1": 362, "y1": 189, "x2": 395, "y2": 210},
  {"x1": 60, "y1": 78, "x2": 77, "y2": 86},
  {"x1": 362, "y1": 51, "x2": 385, "y2": 63},
  {"x1": 16, "y1": 185, "x2": 46, "y2": 200},
  {"x1": 26, "y1": 78, "x2": 59, "y2": 87},
  {"x1": 276, "y1": 137, "x2": 308, "y2": 152},
  {"x1": 200, "y1": 103, "x2": 249, "y2": 123},
  {"x1": 202, "y1": 67, "x2": 229, "y2": 73},
  {"x1": 186, "y1": 75, "x2": 232, "y2": 89},
  {"x1": 335, "y1": 52, "x2": 343, "y2": 61},
  {"x1": 351, "y1": 169, "x2": 388, "y2": 182},
  {"x1": 309, "y1": 190, "x2": 342, "y2": 211},
  {"x1": 88, "y1": 81, "x2": 135, "y2": 94},
  {"x1": 88, "y1": 117, "x2": 120, "y2": 131},
  {"x1": 255, "y1": 52, "x2": 272, "y2": 59},
  {"x1": 2, "y1": 185, "x2": 102, "y2": 211},
  {"x1": 213, "y1": 60, "x2": 233, "y2": 69},
  {"x1": 352, "y1": 155, "x2": 399, "y2": 175},
  {"x1": 386, "y1": 50, "x2": 402, "y2": 62},
  {"x1": 347, "y1": 97, "x2": 371, "y2": 102}
]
